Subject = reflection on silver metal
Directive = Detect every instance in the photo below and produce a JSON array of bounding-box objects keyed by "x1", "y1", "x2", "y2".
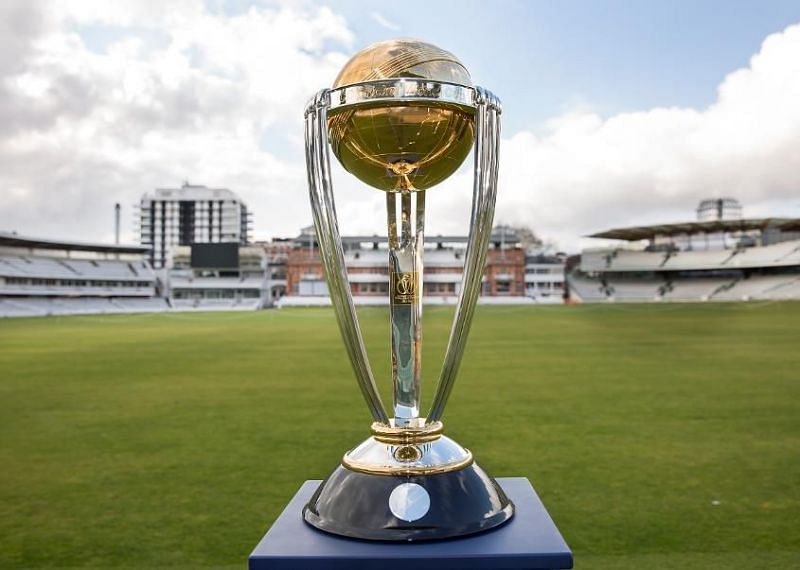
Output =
[
  {"x1": 304, "y1": 79, "x2": 502, "y2": 461},
  {"x1": 387, "y1": 190, "x2": 424, "y2": 426},
  {"x1": 427, "y1": 87, "x2": 502, "y2": 423},
  {"x1": 389, "y1": 483, "x2": 431, "y2": 522},
  {"x1": 304, "y1": 89, "x2": 389, "y2": 425},
  {"x1": 342, "y1": 431, "x2": 473, "y2": 476},
  {"x1": 329, "y1": 79, "x2": 476, "y2": 113}
]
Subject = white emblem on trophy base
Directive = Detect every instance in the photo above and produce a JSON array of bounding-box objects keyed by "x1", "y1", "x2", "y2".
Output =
[{"x1": 388, "y1": 483, "x2": 430, "y2": 522}]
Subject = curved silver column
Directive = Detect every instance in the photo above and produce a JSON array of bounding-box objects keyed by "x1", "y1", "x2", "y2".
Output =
[
  {"x1": 427, "y1": 87, "x2": 502, "y2": 424},
  {"x1": 304, "y1": 89, "x2": 389, "y2": 425},
  {"x1": 303, "y1": 84, "x2": 501, "y2": 428}
]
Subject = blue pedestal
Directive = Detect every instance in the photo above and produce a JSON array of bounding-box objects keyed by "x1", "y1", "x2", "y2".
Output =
[{"x1": 249, "y1": 477, "x2": 573, "y2": 570}]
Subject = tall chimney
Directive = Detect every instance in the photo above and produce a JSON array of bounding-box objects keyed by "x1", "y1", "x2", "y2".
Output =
[{"x1": 115, "y1": 203, "x2": 121, "y2": 244}]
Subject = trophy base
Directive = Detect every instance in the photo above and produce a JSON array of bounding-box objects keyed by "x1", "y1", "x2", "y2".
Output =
[{"x1": 302, "y1": 461, "x2": 514, "y2": 541}]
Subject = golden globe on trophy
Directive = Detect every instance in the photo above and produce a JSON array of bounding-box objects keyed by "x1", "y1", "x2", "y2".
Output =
[{"x1": 302, "y1": 39, "x2": 510, "y2": 541}]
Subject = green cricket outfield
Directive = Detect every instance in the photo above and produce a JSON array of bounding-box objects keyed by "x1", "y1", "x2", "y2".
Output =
[{"x1": 1, "y1": 303, "x2": 798, "y2": 568}]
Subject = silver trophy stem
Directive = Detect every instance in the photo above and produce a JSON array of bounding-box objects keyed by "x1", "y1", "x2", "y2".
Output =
[
  {"x1": 304, "y1": 89, "x2": 390, "y2": 425},
  {"x1": 387, "y1": 189, "x2": 425, "y2": 427},
  {"x1": 427, "y1": 87, "x2": 502, "y2": 423}
]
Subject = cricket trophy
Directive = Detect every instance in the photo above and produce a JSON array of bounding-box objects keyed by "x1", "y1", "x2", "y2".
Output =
[{"x1": 302, "y1": 39, "x2": 511, "y2": 541}]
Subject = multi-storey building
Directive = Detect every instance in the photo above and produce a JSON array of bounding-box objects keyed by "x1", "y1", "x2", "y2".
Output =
[
  {"x1": 696, "y1": 197, "x2": 743, "y2": 222},
  {"x1": 524, "y1": 251, "x2": 566, "y2": 301},
  {"x1": 138, "y1": 183, "x2": 251, "y2": 268}
]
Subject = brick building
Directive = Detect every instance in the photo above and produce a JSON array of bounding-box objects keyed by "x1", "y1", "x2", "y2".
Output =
[{"x1": 285, "y1": 225, "x2": 529, "y2": 299}]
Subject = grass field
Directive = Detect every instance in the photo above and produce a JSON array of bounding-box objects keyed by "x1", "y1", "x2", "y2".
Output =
[{"x1": 1, "y1": 303, "x2": 799, "y2": 569}]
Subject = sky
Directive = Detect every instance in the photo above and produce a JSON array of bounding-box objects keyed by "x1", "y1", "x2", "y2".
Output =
[{"x1": 1, "y1": 0, "x2": 800, "y2": 252}]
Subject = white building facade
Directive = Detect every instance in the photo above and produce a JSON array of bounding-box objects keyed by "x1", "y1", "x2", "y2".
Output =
[
  {"x1": 138, "y1": 184, "x2": 251, "y2": 268},
  {"x1": 166, "y1": 244, "x2": 270, "y2": 311},
  {"x1": 524, "y1": 252, "x2": 566, "y2": 302}
]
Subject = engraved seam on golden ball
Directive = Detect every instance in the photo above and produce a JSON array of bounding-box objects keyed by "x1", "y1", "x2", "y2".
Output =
[{"x1": 327, "y1": 39, "x2": 475, "y2": 192}]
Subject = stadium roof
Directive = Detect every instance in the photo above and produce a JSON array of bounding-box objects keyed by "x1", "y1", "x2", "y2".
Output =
[
  {"x1": 588, "y1": 218, "x2": 800, "y2": 241},
  {"x1": 0, "y1": 232, "x2": 150, "y2": 254}
]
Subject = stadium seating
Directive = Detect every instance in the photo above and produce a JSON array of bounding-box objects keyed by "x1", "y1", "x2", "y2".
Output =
[
  {"x1": 0, "y1": 255, "x2": 155, "y2": 281},
  {"x1": 575, "y1": 237, "x2": 800, "y2": 303},
  {"x1": 579, "y1": 249, "x2": 616, "y2": 272},
  {"x1": 109, "y1": 298, "x2": 171, "y2": 312},
  {"x1": 606, "y1": 279, "x2": 661, "y2": 301},
  {"x1": 0, "y1": 297, "x2": 171, "y2": 317},
  {"x1": 169, "y1": 276, "x2": 265, "y2": 288},
  {"x1": 661, "y1": 278, "x2": 727, "y2": 301},
  {"x1": 760, "y1": 276, "x2": 800, "y2": 299},
  {"x1": 710, "y1": 275, "x2": 782, "y2": 300},
  {"x1": 170, "y1": 298, "x2": 262, "y2": 311},
  {"x1": 0, "y1": 252, "x2": 164, "y2": 318},
  {"x1": 0, "y1": 298, "x2": 43, "y2": 317},
  {"x1": 612, "y1": 250, "x2": 672, "y2": 271},
  {"x1": 1, "y1": 255, "x2": 156, "y2": 292},
  {"x1": 581, "y1": 248, "x2": 675, "y2": 272},
  {"x1": 0, "y1": 255, "x2": 154, "y2": 280},
  {"x1": 661, "y1": 249, "x2": 734, "y2": 270},
  {"x1": 728, "y1": 240, "x2": 800, "y2": 267},
  {"x1": 569, "y1": 272, "x2": 800, "y2": 303},
  {"x1": 582, "y1": 240, "x2": 800, "y2": 273},
  {"x1": 566, "y1": 274, "x2": 611, "y2": 301}
]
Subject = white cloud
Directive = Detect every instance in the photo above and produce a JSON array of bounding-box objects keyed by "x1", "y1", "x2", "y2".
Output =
[
  {"x1": 493, "y1": 23, "x2": 800, "y2": 251},
  {"x1": 0, "y1": 0, "x2": 353, "y2": 243},
  {"x1": 340, "y1": 16, "x2": 800, "y2": 250},
  {"x1": 0, "y1": 4, "x2": 799, "y2": 253},
  {"x1": 370, "y1": 11, "x2": 400, "y2": 32}
]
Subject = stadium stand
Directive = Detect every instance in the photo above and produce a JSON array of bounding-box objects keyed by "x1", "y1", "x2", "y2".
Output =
[
  {"x1": 582, "y1": 240, "x2": 800, "y2": 274},
  {"x1": 0, "y1": 233, "x2": 161, "y2": 318},
  {"x1": 661, "y1": 278, "x2": 728, "y2": 301},
  {"x1": 568, "y1": 271, "x2": 800, "y2": 303},
  {"x1": 0, "y1": 297, "x2": 171, "y2": 316},
  {"x1": 572, "y1": 203, "x2": 800, "y2": 303}
]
